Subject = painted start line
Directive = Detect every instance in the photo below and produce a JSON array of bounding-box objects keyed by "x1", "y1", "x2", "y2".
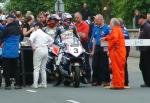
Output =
[{"x1": 66, "y1": 100, "x2": 80, "y2": 103}]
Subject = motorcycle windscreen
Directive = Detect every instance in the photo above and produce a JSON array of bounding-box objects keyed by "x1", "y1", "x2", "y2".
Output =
[{"x1": 60, "y1": 30, "x2": 74, "y2": 44}]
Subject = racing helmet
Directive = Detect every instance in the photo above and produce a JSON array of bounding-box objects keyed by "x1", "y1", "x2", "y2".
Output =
[
  {"x1": 47, "y1": 14, "x2": 60, "y2": 28},
  {"x1": 62, "y1": 13, "x2": 72, "y2": 26},
  {"x1": 62, "y1": 13, "x2": 72, "y2": 21}
]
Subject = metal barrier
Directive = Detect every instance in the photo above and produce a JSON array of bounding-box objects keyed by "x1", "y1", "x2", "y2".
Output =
[{"x1": 128, "y1": 29, "x2": 140, "y2": 57}]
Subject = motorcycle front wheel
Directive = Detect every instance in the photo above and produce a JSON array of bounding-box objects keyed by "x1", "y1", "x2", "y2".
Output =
[{"x1": 72, "y1": 66, "x2": 80, "y2": 88}]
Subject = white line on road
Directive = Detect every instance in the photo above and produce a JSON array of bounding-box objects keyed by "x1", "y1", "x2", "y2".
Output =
[
  {"x1": 66, "y1": 100, "x2": 80, "y2": 103},
  {"x1": 26, "y1": 90, "x2": 37, "y2": 93}
]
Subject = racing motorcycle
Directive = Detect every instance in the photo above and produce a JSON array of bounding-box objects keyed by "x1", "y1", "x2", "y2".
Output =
[
  {"x1": 54, "y1": 36, "x2": 88, "y2": 88},
  {"x1": 46, "y1": 44, "x2": 60, "y2": 82}
]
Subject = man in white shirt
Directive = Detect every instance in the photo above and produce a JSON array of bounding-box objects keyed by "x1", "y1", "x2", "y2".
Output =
[{"x1": 29, "y1": 23, "x2": 54, "y2": 88}]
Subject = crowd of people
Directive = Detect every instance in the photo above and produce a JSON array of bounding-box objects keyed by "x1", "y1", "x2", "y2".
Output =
[{"x1": 0, "y1": 7, "x2": 150, "y2": 90}]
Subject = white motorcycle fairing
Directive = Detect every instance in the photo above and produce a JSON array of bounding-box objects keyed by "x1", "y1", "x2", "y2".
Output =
[{"x1": 67, "y1": 44, "x2": 84, "y2": 57}]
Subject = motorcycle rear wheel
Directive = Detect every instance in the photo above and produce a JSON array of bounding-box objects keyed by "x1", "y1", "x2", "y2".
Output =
[{"x1": 53, "y1": 69, "x2": 62, "y2": 86}]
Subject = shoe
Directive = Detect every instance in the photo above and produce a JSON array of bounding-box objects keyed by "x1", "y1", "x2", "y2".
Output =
[
  {"x1": 14, "y1": 86, "x2": 22, "y2": 89},
  {"x1": 31, "y1": 84, "x2": 38, "y2": 89},
  {"x1": 102, "y1": 82, "x2": 110, "y2": 87},
  {"x1": 104, "y1": 86, "x2": 112, "y2": 89},
  {"x1": 140, "y1": 84, "x2": 150, "y2": 87},
  {"x1": 42, "y1": 85, "x2": 47, "y2": 88},
  {"x1": 38, "y1": 84, "x2": 47, "y2": 88},
  {"x1": 104, "y1": 86, "x2": 125, "y2": 90},
  {"x1": 91, "y1": 82, "x2": 97, "y2": 86},
  {"x1": 81, "y1": 77, "x2": 88, "y2": 84},
  {"x1": 110, "y1": 87, "x2": 125, "y2": 90},
  {"x1": 91, "y1": 82, "x2": 101, "y2": 86},
  {"x1": 124, "y1": 85, "x2": 131, "y2": 89},
  {"x1": 5, "y1": 86, "x2": 11, "y2": 90}
]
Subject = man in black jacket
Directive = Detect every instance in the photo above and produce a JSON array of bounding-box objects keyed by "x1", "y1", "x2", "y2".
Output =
[
  {"x1": 80, "y1": 3, "x2": 92, "y2": 21},
  {"x1": 147, "y1": 13, "x2": 150, "y2": 24},
  {"x1": 138, "y1": 14, "x2": 150, "y2": 87}
]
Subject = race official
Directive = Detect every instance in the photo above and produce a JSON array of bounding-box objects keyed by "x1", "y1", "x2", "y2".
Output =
[
  {"x1": 138, "y1": 14, "x2": 150, "y2": 87},
  {"x1": 74, "y1": 12, "x2": 91, "y2": 82},
  {"x1": 91, "y1": 14, "x2": 110, "y2": 86},
  {"x1": 29, "y1": 23, "x2": 54, "y2": 88}
]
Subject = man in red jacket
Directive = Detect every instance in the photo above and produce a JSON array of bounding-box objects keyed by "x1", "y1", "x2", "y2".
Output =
[{"x1": 74, "y1": 12, "x2": 91, "y2": 82}]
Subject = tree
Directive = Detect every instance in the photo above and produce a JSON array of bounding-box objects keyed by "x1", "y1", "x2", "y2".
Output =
[
  {"x1": 5, "y1": 0, "x2": 102, "y2": 16},
  {"x1": 0, "y1": 0, "x2": 6, "y2": 2},
  {"x1": 4, "y1": 0, "x2": 150, "y2": 28},
  {"x1": 63, "y1": 0, "x2": 102, "y2": 15},
  {"x1": 5, "y1": 0, "x2": 55, "y2": 15},
  {"x1": 111, "y1": 0, "x2": 150, "y2": 27}
]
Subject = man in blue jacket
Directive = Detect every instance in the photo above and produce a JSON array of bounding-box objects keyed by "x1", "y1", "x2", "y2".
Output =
[
  {"x1": 2, "y1": 14, "x2": 22, "y2": 89},
  {"x1": 90, "y1": 14, "x2": 110, "y2": 86}
]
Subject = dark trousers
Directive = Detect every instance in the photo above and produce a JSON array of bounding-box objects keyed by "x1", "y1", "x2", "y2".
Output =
[
  {"x1": 3, "y1": 58, "x2": 21, "y2": 87},
  {"x1": 140, "y1": 50, "x2": 150, "y2": 86},
  {"x1": 0, "y1": 58, "x2": 2, "y2": 87},
  {"x1": 0, "y1": 67, "x2": 2, "y2": 87},
  {"x1": 92, "y1": 46, "x2": 110, "y2": 84},
  {"x1": 81, "y1": 42, "x2": 91, "y2": 80},
  {"x1": 124, "y1": 46, "x2": 130, "y2": 86}
]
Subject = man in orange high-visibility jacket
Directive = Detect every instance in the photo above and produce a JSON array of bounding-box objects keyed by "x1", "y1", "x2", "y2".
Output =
[{"x1": 102, "y1": 18, "x2": 126, "y2": 89}]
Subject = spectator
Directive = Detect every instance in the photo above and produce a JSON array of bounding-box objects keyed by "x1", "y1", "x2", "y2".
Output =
[
  {"x1": 10, "y1": 10, "x2": 16, "y2": 16},
  {"x1": 147, "y1": 13, "x2": 150, "y2": 24},
  {"x1": 15, "y1": 11, "x2": 23, "y2": 26},
  {"x1": 37, "y1": 12, "x2": 47, "y2": 28},
  {"x1": 26, "y1": 11, "x2": 32, "y2": 17},
  {"x1": 80, "y1": 3, "x2": 92, "y2": 21},
  {"x1": 15, "y1": 11, "x2": 24, "y2": 41},
  {"x1": 138, "y1": 14, "x2": 150, "y2": 87},
  {"x1": 29, "y1": 23, "x2": 54, "y2": 88},
  {"x1": 2, "y1": 14, "x2": 22, "y2": 90},
  {"x1": 90, "y1": 14, "x2": 110, "y2": 86},
  {"x1": 0, "y1": 9, "x2": 6, "y2": 25},
  {"x1": 118, "y1": 18, "x2": 130, "y2": 88},
  {"x1": 133, "y1": 10, "x2": 140, "y2": 29},
  {"x1": 102, "y1": 18, "x2": 126, "y2": 89},
  {"x1": 0, "y1": 30, "x2": 3, "y2": 88},
  {"x1": 22, "y1": 15, "x2": 35, "y2": 37},
  {"x1": 74, "y1": 12, "x2": 91, "y2": 82}
]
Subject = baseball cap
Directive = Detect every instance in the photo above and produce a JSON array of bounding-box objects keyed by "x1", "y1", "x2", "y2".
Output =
[{"x1": 6, "y1": 14, "x2": 16, "y2": 19}]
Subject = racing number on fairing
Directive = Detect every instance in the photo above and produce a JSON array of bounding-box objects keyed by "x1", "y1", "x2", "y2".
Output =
[{"x1": 74, "y1": 48, "x2": 78, "y2": 53}]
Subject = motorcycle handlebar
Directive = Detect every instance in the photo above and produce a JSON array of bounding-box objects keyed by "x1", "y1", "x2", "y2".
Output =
[{"x1": 85, "y1": 51, "x2": 90, "y2": 55}]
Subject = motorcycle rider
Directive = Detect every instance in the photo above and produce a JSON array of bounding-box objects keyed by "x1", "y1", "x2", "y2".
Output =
[
  {"x1": 60, "y1": 13, "x2": 78, "y2": 38},
  {"x1": 43, "y1": 14, "x2": 61, "y2": 39},
  {"x1": 58, "y1": 13, "x2": 79, "y2": 73},
  {"x1": 54, "y1": 13, "x2": 88, "y2": 86},
  {"x1": 42, "y1": 14, "x2": 61, "y2": 82}
]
